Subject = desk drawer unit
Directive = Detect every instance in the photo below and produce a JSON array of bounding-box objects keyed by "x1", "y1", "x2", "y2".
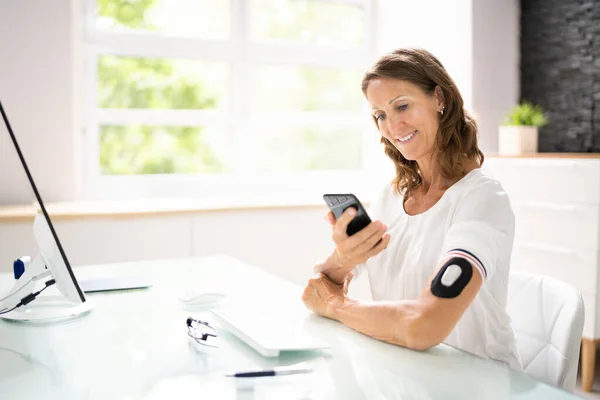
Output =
[
  {"x1": 484, "y1": 157, "x2": 600, "y2": 339},
  {"x1": 512, "y1": 202, "x2": 599, "y2": 250},
  {"x1": 511, "y1": 243, "x2": 597, "y2": 297},
  {"x1": 484, "y1": 158, "x2": 600, "y2": 204}
]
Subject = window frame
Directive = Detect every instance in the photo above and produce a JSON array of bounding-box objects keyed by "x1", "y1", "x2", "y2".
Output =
[{"x1": 82, "y1": 0, "x2": 382, "y2": 202}]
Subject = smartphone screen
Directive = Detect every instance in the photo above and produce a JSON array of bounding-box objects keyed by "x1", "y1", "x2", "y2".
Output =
[{"x1": 323, "y1": 194, "x2": 372, "y2": 236}]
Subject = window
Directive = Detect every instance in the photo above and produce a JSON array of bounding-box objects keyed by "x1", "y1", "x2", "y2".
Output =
[{"x1": 83, "y1": 0, "x2": 379, "y2": 201}]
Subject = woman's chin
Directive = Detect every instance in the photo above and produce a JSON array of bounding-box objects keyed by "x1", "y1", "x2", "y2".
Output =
[
  {"x1": 394, "y1": 142, "x2": 434, "y2": 163},
  {"x1": 395, "y1": 145, "x2": 418, "y2": 161}
]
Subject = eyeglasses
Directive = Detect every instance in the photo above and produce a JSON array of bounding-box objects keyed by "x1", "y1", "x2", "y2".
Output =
[{"x1": 186, "y1": 317, "x2": 218, "y2": 348}]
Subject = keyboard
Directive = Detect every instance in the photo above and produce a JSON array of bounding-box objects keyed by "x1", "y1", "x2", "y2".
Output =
[{"x1": 211, "y1": 309, "x2": 330, "y2": 357}]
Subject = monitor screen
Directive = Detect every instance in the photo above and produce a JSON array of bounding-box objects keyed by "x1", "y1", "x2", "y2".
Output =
[{"x1": 0, "y1": 101, "x2": 86, "y2": 304}]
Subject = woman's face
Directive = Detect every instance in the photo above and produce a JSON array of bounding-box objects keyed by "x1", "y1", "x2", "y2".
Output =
[{"x1": 366, "y1": 77, "x2": 443, "y2": 161}]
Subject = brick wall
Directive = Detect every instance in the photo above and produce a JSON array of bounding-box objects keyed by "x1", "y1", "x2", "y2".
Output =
[{"x1": 520, "y1": 0, "x2": 600, "y2": 152}]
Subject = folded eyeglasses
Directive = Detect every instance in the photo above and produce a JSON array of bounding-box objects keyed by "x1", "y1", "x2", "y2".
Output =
[{"x1": 186, "y1": 317, "x2": 219, "y2": 348}]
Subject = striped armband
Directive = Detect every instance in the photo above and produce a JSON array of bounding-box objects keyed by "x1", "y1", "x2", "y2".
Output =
[{"x1": 445, "y1": 249, "x2": 487, "y2": 280}]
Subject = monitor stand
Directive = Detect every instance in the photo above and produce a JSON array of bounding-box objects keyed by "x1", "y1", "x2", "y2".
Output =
[
  {"x1": 0, "y1": 254, "x2": 93, "y2": 323},
  {"x1": 2, "y1": 296, "x2": 93, "y2": 322}
]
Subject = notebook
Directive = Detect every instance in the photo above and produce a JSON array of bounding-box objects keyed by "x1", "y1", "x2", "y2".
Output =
[{"x1": 211, "y1": 308, "x2": 330, "y2": 357}]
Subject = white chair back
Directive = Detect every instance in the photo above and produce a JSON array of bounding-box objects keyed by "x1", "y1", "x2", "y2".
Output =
[{"x1": 507, "y1": 271, "x2": 584, "y2": 391}]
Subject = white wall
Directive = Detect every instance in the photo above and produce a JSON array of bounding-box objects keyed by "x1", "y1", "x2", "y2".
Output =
[
  {"x1": 0, "y1": 209, "x2": 333, "y2": 282},
  {"x1": 472, "y1": 0, "x2": 520, "y2": 153},
  {"x1": 0, "y1": 0, "x2": 82, "y2": 205}
]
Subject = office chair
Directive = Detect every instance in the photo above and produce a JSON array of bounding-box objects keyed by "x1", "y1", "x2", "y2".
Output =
[{"x1": 506, "y1": 271, "x2": 585, "y2": 391}]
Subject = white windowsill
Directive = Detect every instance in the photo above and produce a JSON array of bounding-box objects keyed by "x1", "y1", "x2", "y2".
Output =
[
  {"x1": 0, "y1": 195, "x2": 350, "y2": 223},
  {"x1": 0, "y1": 191, "x2": 380, "y2": 223}
]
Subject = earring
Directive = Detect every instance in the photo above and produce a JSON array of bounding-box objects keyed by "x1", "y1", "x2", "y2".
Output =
[{"x1": 440, "y1": 107, "x2": 445, "y2": 116}]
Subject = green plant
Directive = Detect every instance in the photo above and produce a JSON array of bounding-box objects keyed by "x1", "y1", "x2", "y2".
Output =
[{"x1": 503, "y1": 101, "x2": 549, "y2": 127}]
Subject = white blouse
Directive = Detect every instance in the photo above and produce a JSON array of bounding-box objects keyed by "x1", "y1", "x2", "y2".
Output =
[{"x1": 356, "y1": 168, "x2": 522, "y2": 370}]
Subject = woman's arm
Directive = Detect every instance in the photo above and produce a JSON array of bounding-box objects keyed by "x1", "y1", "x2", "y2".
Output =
[
  {"x1": 302, "y1": 264, "x2": 483, "y2": 351},
  {"x1": 313, "y1": 254, "x2": 355, "y2": 286},
  {"x1": 307, "y1": 180, "x2": 513, "y2": 350}
]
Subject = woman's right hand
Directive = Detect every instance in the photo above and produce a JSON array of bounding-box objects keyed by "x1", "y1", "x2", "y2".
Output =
[{"x1": 326, "y1": 208, "x2": 391, "y2": 270}]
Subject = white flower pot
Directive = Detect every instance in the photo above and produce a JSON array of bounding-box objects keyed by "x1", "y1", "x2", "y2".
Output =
[{"x1": 498, "y1": 126, "x2": 538, "y2": 155}]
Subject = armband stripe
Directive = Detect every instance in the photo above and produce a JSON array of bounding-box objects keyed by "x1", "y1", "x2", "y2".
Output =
[{"x1": 444, "y1": 249, "x2": 487, "y2": 279}]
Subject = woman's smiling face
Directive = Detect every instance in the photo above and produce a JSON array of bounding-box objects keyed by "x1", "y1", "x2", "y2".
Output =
[{"x1": 366, "y1": 77, "x2": 444, "y2": 161}]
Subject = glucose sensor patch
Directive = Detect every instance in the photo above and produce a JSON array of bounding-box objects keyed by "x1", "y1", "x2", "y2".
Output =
[{"x1": 430, "y1": 257, "x2": 473, "y2": 298}]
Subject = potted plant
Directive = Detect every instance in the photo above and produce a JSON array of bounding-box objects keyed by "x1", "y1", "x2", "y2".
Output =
[{"x1": 499, "y1": 101, "x2": 548, "y2": 155}]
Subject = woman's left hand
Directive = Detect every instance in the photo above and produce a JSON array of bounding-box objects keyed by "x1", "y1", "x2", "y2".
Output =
[{"x1": 302, "y1": 273, "x2": 352, "y2": 319}]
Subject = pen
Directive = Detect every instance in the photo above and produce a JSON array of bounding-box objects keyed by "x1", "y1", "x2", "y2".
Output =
[{"x1": 224, "y1": 363, "x2": 313, "y2": 378}]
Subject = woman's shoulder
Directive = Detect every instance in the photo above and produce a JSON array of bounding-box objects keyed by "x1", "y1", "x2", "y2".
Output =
[
  {"x1": 454, "y1": 167, "x2": 509, "y2": 199},
  {"x1": 450, "y1": 167, "x2": 514, "y2": 221}
]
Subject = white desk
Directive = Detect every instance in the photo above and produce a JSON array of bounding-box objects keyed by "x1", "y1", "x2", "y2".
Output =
[{"x1": 0, "y1": 256, "x2": 582, "y2": 399}]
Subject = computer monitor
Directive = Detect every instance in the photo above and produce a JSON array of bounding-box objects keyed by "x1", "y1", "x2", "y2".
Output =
[{"x1": 0, "y1": 101, "x2": 92, "y2": 321}]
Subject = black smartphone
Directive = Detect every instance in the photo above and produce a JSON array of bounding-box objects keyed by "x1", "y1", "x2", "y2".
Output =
[{"x1": 323, "y1": 194, "x2": 372, "y2": 236}]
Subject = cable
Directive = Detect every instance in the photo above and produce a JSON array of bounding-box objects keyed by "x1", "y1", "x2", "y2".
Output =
[
  {"x1": 0, "y1": 270, "x2": 52, "y2": 303},
  {"x1": 0, "y1": 277, "x2": 35, "y2": 303},
  {"x1": 0, "y1": 279, "x2": 56, "y2": 315},
  {"x1": 0, "y1": 305, "x2": 18, "y2": 315}
]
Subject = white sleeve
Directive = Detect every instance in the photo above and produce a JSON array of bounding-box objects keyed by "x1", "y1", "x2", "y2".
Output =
[
  {"x1": 352, "y1": 263, "x2": 367, "y2": 278},
  {"x1": 442, "y1": 180, "x2": 515, "y2": 281}
]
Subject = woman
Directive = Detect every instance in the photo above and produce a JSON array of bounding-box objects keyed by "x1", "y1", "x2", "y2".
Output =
[{"x1": 301, "y1": 48, "x2": 521, "y2": 370}]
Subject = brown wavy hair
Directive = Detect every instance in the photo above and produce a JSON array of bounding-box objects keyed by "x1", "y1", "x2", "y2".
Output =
[{"x1": 361, "y1": 48, "x2": 484, "y2": 194}]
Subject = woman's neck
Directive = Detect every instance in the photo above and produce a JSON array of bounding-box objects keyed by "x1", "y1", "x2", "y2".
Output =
[
  {"x1": 415, "y1": 155, "x2": 478, "y2": 194},
  {"x1": 415, "y1": 155, "x2": 447, "y2": 192}
]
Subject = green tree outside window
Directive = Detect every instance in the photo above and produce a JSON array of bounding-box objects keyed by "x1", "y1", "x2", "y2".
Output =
[{"x1": 97, "y1": 0, "x2": 227, "y2": 175}]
